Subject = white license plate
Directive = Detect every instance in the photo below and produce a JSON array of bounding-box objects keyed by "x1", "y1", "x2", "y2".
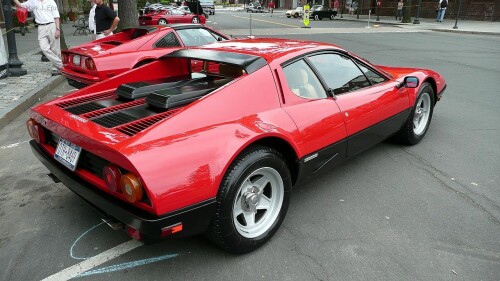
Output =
[
  {"x1": 73, "y1": 55, "x2": 81, "y2": 66},
  {"x1": 54, "y1": 138, "x2": 82, "y2": 171}
]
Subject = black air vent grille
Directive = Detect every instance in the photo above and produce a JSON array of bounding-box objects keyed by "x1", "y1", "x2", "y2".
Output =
[
  {"x1": 92, "y1": 112, "x2": 137, "y2": 128},
  {"x1": 66, "y1": 102, "x2": 106, "y2": 115}
]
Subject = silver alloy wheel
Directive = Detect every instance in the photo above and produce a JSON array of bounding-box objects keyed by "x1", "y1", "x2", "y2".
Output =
[
  {"x1": 413, "y1": 92, "x2": 431, "y2": 136},
  {"x1": 232, "y1": 167, "x2": 284, "y2": 238},
  {"x1": 314, "y1": 14, "x2": 319, "y2": 20},
  {"x1": 158, "y1": 19, "x2": 167, "y2": 25},
  {"x1": 192, "y1": 17, "x2": 199, "y2": 23}
]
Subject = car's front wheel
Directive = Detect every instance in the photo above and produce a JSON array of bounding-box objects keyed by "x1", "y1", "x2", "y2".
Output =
[
  {"x1": 158, "y1": 18, "x2": 168, "y2": 25},
  {"x1": 397, "y1": 82, "x2": 435, "y2": 145},
  {"x1": 330, "y1": 14, "x2": 335, "y2": 20},
  {"x1": 207, "y1": 146, "x2": 292, "y2": 254}
]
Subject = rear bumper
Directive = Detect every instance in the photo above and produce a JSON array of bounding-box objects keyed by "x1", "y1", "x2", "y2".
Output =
[
  {"x1": 30, "y1": 140, "x2": 216, "y2": 239},
  {"x1": 60, "y1": 67, "x2": 101, "y2": 87}
]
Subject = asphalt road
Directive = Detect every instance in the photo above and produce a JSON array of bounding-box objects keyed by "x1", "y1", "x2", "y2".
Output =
[{"x1": 1, "y1": 11, "x2": 499, "y2": 281}]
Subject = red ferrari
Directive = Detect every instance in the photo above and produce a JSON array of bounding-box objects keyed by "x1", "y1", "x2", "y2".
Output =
[
  {"x1": 60, "y1": 24, "x2": 228, "y2": 88},
  {"x1": 139, "y1": 9, "x2": 206, "y2": 25},
  {"x1": 28, "y1": 38, "x2": 446, "y2": 254}
]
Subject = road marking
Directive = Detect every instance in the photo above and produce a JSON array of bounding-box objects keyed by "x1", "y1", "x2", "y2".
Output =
[
  {"x1": 41, "y1": 240, "x2": 143, "y2": 281},
  {"x1": 230, "y1": 14, "x2": 300, "y2": 28},
  {"x1": 70, "y1": 222, "x2": 105, "y2": 260},
  {"x1": 76, "y1": 253, "x2": 178, "y2": 277},
  {"x1": 0, "y1": 140, "x2": 29, "y2": 150}
]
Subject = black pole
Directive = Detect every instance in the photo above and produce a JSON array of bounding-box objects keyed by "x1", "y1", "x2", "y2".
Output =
[
  {"x1": 413, "y1": 0, "x2": 421, "y2": 24},
  {"x1": 2, "y1": 0, "x2": 28, "y2": 76},
  {"x1": 453, "y1": 0, "x2": 462, "y2": 29},
  {"x1": 340, "y1": 0, "x2": 344, "y2": 18},
  {"x1": 376, "y1": 1, "x2": 379, "y2": 21}
]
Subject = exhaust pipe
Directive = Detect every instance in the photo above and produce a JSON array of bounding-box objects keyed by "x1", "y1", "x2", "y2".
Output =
[{"x1": 101, "y1": 217, "x2": 124, "y2": 231}]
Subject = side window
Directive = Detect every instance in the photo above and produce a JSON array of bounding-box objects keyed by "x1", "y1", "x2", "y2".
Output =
[
  {"x1": 154, "y1": 32, "x2": 181, "y2": 48},
  {"x1": 356, "y1": 63, "x2": 387, "y2": 85},
  {"x1": 308, "y1": 53, "x2": 371, "y2": 95},
  {"x1": 176, "y1": 28, "x2": 220, "y2": 47},
  {"x1": 282, "y1": 60, "x2": 327, "y2": 99}
]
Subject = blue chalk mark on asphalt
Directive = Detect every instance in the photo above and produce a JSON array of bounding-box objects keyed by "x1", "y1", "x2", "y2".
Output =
[
  {"x1": 76, "y1": 253, "x2": 179, "y2": 277},
  {"x1": 70, "y1": 222, "x2": 105, "y2": 260}
]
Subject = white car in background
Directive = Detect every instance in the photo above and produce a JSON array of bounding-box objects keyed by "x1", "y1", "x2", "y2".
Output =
[{"x1": 286, "y1": 6, "x2": 303, "y2": 18}]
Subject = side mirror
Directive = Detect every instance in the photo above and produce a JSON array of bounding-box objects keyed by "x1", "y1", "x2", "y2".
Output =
[{"x1": 397, "y1": 76, "x2": 419, "y2": 89}]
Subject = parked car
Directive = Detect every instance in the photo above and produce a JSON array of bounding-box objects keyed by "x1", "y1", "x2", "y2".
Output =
[
  {"x1": 199, "y1": 0, "x2": 215, "y2": 15},
  {"x1": 28, "y1": 38, "x2": 446, "y2": 254},
  {"x1": 139, "y1": 9, "x2": 206, "y2": 25},
  {"x1": 178, "y1": 5, "x2": 209, "y2": 19},
  {"x1": 310, "y1": 5, "x2": 337, "y2": 20},
  {"x1": 246, "y1": 3, "x2": 263, "y2": 12},
  {"x1": 60, "y1": 25, "x2": 229, "y2": 88},
  {"x1": 285, "y1": 6, "x2": 303, "y2": 18}
]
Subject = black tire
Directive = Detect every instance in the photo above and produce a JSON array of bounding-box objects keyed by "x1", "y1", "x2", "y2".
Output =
[
  {"x1": 396, "y1": 82, "x2": 435, "y2": 145},
  {"x1": 294, "y1": 13, "x2": 299, "y2": 18},
  {"x1": 191, "y1": 16, "x2": 200, "y2": 23},
  {"x1": 287, "y1": 15, "x2": 291, "y2": 18},
  {"x1": 207, "y1": 146, "x2": 292, "y2": 254},
  {"x1": 330, "y1": 14, "x2": 335, "y2": 20},
  {"x1": 314, "y1": 14, "x2": 319, "y2": 20},
  {"x1": 158, "y1": 18, "x2": 168, "y2": 25}
]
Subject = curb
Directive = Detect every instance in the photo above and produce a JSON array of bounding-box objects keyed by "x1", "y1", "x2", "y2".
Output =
[
  {"x1": 429, "y1": 28, "x2": 500, "y2": 36},
  {"x1": 0, "y1": 75, "x2": 65, "y2": 130}
]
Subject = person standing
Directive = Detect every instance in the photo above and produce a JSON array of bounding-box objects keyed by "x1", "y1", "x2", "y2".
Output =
[
  {"x1": 88, "y1": 0, "x2": 97, "y2": 40},
  {"x1": 268, "y1": 0, "x2": 275, "y2": 16},
  {"x1": 396, "y1": 0, "x2": 403, "y2": 21},
  {"x1": 437, "y1": 0, "x2": 447, "y2": 22},
  {"x1": 0, "y1": 34, "x2": 8, "y2": 79},
  {"x1": 12, "y1": 0, "x2": 62, "y2": 75},
  {"x1": 94, "y1": 0, "x2": 120, "y2": 39}
]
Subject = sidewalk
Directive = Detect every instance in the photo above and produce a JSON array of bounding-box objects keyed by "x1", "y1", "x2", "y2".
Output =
[
  {"x1": 1, "y1": 13, "x2": 499, "y2": 130},
  {"x1": 0, "y1": 21, "x2": 91, "y2": 129}
]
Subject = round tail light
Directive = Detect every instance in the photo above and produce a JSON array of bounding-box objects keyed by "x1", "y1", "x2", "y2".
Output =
[
  {"x1": 121, "y1": 173, "x2": 143, "y2": 203},
  {"x1": 85, "y1": 58, "x2": 96, "y2": 71},
  {"x1": 26, "y1": 119, "x2": 45, "y2": 143},
  {"x1": 103, "y1": 165, "x2": 122, "y2": 192}
]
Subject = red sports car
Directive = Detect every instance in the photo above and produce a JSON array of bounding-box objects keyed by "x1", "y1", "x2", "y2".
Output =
[
  {"x1": 139, "y1": 9, "x2": 206, "y2": 25},
  {"x1": 28, "y1": 38, "x2": 446, "y2": 254},
  {"x1": 60, "y1": 24, "x2": 228, "y2": 88}
]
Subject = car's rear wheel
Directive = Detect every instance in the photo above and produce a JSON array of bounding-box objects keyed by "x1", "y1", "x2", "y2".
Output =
[
  {"x1": 397, "y1": 82, "x2": 435, "y2": 145},
  {"x1": 192, "y1": 16, "x2": 200, "y2": 23},
  {"x1": 287, "y1": 15, "x2": 291, "y2": 18},
  {"x1": 314, "y1": 14, "x2": 320, "y2": 20},
  {"x1": 330, "y1": 14, "x2": 335, "y2": 20},
  {"x1": 294, "y1": 13, "x2": 299, "y2": 18},
  {"x1": 158, "y1": 19, "x2": 168, "y2": 25},
  {"x1": 207, "y1": 146, "x2": 291, "y2": 254}
]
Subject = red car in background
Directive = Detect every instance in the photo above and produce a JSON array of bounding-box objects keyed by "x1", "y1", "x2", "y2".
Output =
[
  {"x1": 139, "y1": 9, "x2": 206, "y2": 25},
  {"x1": 60, "y1": 24, "x2": 228, "y2": 88},
  {"x1": 28, "y1": 38, "x2": 446, "y2": 254}
]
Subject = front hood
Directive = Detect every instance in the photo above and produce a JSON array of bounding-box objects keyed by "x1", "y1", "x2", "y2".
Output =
[{"x1": 375, "y1": 65, "x2": 423, "y2": 79}]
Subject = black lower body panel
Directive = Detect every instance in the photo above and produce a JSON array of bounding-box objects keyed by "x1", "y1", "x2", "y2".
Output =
[
  {"x1": 30, "y1": 140, "x2": 216, "y2": 239},
  {"x1": 66, "y1": 78, "x2": 90, "y2": 89}
]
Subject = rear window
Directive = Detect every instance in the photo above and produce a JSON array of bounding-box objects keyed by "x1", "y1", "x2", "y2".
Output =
[{"x1": 176, "y1": 28, "x2": 222, "y2": 47}]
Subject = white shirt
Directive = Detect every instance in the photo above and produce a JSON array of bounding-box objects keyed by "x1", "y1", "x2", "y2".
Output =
[
  {"x1": 89, "y1": 4, "x2": 96, "y2": 33},
  {"x1": 21, "y1": 0, "x2": 60, "y2": 25}
]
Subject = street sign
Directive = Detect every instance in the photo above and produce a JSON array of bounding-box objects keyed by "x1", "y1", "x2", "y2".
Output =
[{"x1": 303, "y1": 4, "x2": 310, "y2": 27}]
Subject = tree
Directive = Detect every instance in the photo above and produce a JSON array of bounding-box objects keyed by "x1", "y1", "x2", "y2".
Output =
[
  {"x1": 402, "y1": 0, "x2": 412, "y2": 23},
  {"x1": 118, "y1": 0, "x2": 139, "y2": 30}
]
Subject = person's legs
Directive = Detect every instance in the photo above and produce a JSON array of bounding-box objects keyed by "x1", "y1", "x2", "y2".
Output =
[
  {"x1": 439, "y1": 8, "x2": 446, "y2": 21},
  {"x1": 38, "y1": 24, "x2": 62, "y2": 70},
  {"x1": 436, "y1": 9, "x2": 441, "y2": 21}
]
